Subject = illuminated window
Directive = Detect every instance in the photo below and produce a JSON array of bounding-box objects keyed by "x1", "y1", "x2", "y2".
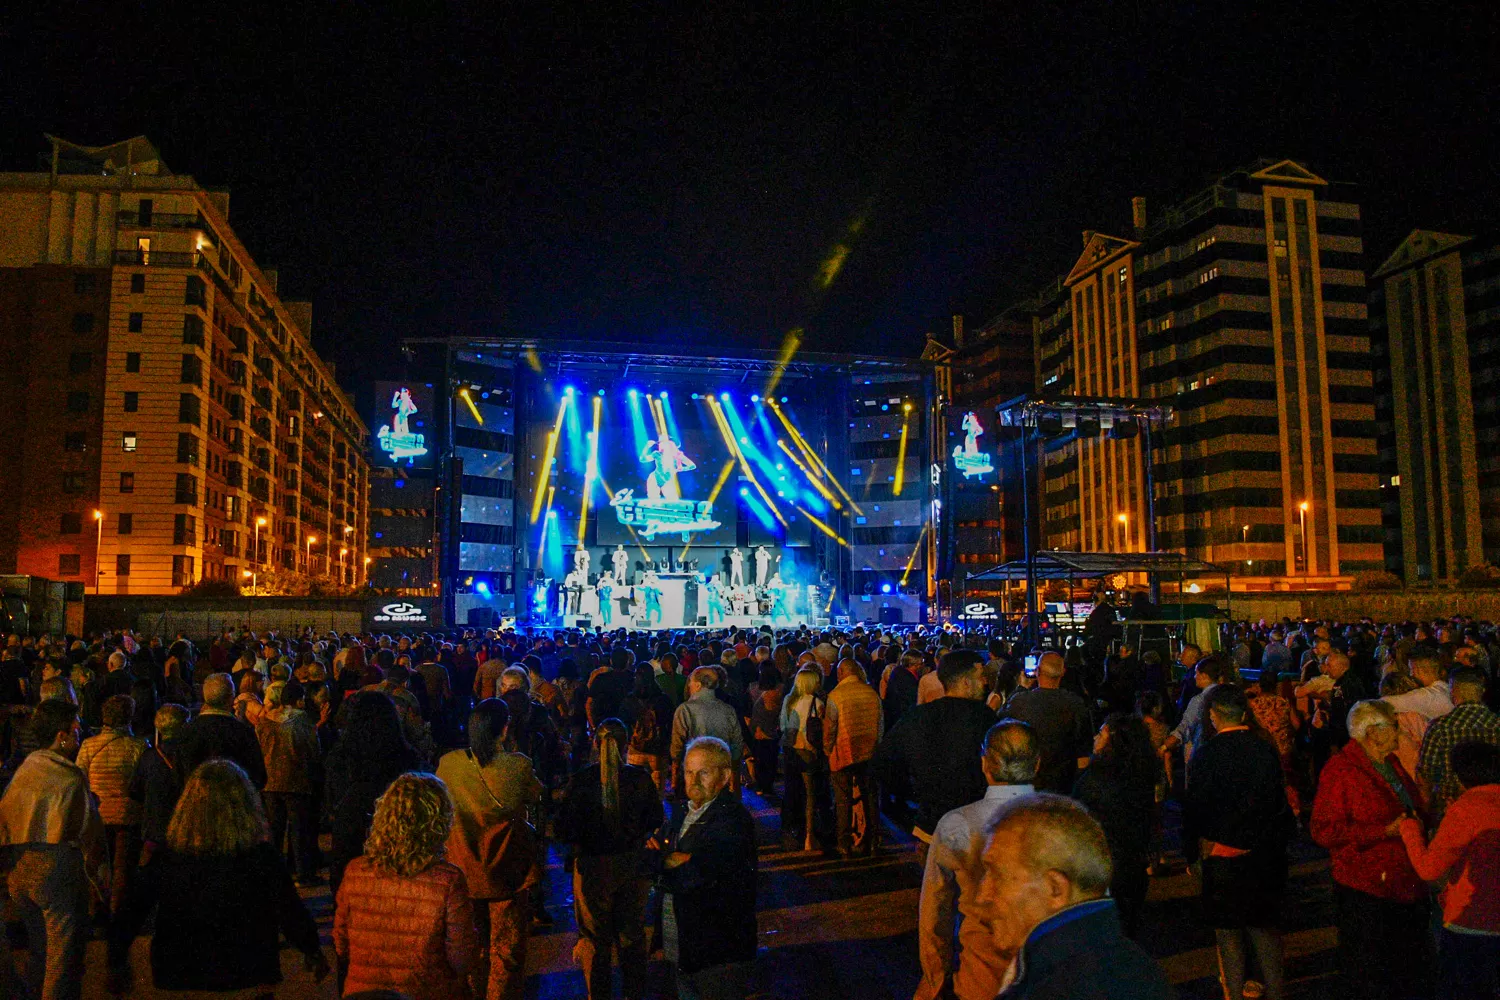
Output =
[
  {"x1": 122, "y1": 432, "x2": 138, "y2": 453},
  {"x1": 1390, "y1": 475, "x2": 1401, "y2": 487}
]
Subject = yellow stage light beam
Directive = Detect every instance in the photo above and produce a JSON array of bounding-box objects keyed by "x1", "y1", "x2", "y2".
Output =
[
  {"x1": 578, "y1": 395, "x2": 602, "y2": 545},
  {"x1": 894, "y1": 405, "x2": 910, "y2": 497},
  {"x1": 769, "y1": 398, "x2": 863, "y2": 514},
  {"x1": 457, "y1": 388, "x2": 484, "y2": 426},
  {"x1": 766, "y1": 401, "x2": 823, "y2": 480},
  {"x1": 708, "y1": 397, "x2": 786, "y2": 527},
  {"x1": 529, "y1": 394, "x2": 572, "y2": 524},
  {"x1": 762, "y1": 328, "x2": 802, "y2": 400},
  {"x1": 824, "y1": 586, "x2": 837, "y2": 614},
  {"x1": 776, "y1": 439, "x2": 840, "y2": 509},
  {"x1": 899, "y1": 523, "x2": 929, "y2": 588},
  {"x1": 793, "y1": 502, "x2": 848, "y2": 547}
]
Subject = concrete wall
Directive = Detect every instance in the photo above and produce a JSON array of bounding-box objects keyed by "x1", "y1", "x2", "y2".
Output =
[
  {"x1": 85, "y1": 595, "x2": 366, "y2": 640},
  {"x1": 1229, "y1": 589, "x2": 1500, "y2": 623}
]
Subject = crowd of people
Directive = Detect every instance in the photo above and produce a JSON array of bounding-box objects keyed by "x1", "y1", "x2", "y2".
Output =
[{"x1": 0, "y1": 614, "x2": 1493, "y2": 999}]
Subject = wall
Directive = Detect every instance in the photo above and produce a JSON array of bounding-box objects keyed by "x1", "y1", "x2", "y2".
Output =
[
  {"x1": 85, "y1": 595, "x2": 367, "y2": 639},
  {"x1": 1229, "y1": 589, "x2": 1500, "y2": 623}
]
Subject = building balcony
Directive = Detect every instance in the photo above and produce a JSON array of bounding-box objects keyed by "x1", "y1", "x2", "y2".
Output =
[{"x1": 115, "y1": 210, "x2": 209, "y2": 231}]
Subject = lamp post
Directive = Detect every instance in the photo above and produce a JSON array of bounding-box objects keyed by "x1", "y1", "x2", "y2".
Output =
[
  {"x1": 306, "y1": 535, "x2": 317, "y2": 577},
  {"x1": 364, "y1": 555, "x2": 373, "y2": 586},
  {"x1": 92, "y1": 509, "x2": 104, "y2": 593},
  {"x1": 1115, "y1": 511, "x2": 1129, "y2": 553},
  {"x1": 253, "y1": 517, "x2": 267, "y2": 595},
  {"x1": 1298, "y1": 502, "x2": 1309, "y2": 575},
  {"x1": 340, "y1": 547, "x2": 348, "y2": 585}
]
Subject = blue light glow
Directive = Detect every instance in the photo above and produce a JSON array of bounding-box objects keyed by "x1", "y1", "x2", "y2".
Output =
[{"x1": 881, "y1": 583, "x2": 892, "y2": 594}]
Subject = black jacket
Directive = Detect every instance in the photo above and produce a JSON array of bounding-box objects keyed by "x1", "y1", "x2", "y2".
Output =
[
  {"x1": 883, "y1": 664, "x2": 921, "y2": 732},
  {"x1": 1002, "y1": 687, "x2": 1093, "y2": 794},
  {"x1": 177, "y1": 712, "x2": 267, "y2": 789},
  {"x1": 1182, "y1": 729, "x2": 1291, "y2": 862},
  {"x1": 557, "y1": 762, "x2": 664, "y2": 859},
  {"x1": 128, "y1": 737, "x2": 186, "y2": 845},
  {"x1": 1073, "y1": 757, "x2": 1156, "y2": 868},
  {"x1": 108, "y1": 843, "x2": 321, "y2": 990},
  {"x1": 874, "y1": 695, "x2": 997, "y2": 834},
  {"x1": 1002, "y1": 899, "x2": 1175, "y2": 999},
  {"x1": 657, "y1": 791, "x2": 757, "y2": 974}
]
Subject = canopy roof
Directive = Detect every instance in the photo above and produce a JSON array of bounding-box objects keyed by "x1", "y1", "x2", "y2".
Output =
[{"x1": 968, "y1": 550, "x2": 1228, "y2": 582}]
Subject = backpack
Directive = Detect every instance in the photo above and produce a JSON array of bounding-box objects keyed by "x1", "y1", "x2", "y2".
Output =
[{"x1": 804, "y1": 697, "x2": 824, "y2": 752}]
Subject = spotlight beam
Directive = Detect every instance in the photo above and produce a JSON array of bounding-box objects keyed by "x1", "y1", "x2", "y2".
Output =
[
  {"x1": 793, "y1": 501, "x2": 849, "y2": 548},
  {"x1": 894, "y1": 410, "x2": 910, "y2": 497},
  {"x1": 578, "y1": 394, "x2": 602, "y2": 545},
  {"x1": 899, "y1": 523, "x2": 929, "y2": 587},
  {"x1": 708, "y1": 397, "x2": 786, "y2": 527},
  {"x1": 778, "y1": 439, "x2": 840, "y2": 508},
  {"x1": 770, "y1": 399, "x2": 863, "y2": 515},
  {"x1": 529, "y1": 393, "x2": 571, "y2": 524},
  {"x1": 457, "y1": 388, "x2": 484, "y2": 426},
  {"x1": 536, "y1": 484, "x2": 557, "y2": 566}
]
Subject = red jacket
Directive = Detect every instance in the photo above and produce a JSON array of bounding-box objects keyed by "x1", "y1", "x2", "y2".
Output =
[
  {"x1": 1401, "y1": 784, "x2": 1500, "y2": 931},
  {"x1": 1310, "y1": 740, "x2": 1425, "y2": 903},
  {"x1": 333, "y1": 856, "x2": 477, "y2": 1000}
]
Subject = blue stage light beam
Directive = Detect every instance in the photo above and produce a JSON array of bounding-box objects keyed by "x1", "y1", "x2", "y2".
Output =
[
  {"x1": 543, "y1": 510, "x2": 565, "y2": 581},
  {"x1": 739, "y1": 487, "x2": 776, "y2": 531},
  {"x1": 659, "y1": 390, "x2": 681, "y2": 443},
  {"x1": 627, "y1": 389, "x2": 651, "y2": 460},
  {"x1": 564, "y1": 385, "x2": 585, "y2": 473},
  {"x1": 721, "y1": 396, "x2": 782, "y2": 485}
]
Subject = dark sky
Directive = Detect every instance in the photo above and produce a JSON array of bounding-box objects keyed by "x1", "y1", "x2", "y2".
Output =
[{"x1": 5, "y1": 2, "x2": 1498, "y2": 385}]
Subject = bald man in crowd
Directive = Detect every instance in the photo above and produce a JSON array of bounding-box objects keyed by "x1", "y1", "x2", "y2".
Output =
[{"x1": 1000, "y1": 652, "x2": 1092, "y2": 793}]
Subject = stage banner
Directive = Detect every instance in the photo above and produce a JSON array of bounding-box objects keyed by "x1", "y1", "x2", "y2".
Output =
[{"x1": 365, "y1": 597, "x2": 443, "y2": 630}]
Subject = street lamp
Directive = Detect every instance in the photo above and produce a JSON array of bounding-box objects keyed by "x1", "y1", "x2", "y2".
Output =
[
  {"x1": 1298, "y1": 502, "x2": 1310, "y2": 574},
  {"x1": 92, "y1": 509, "x2": 103, "y2": 593},
  {"x1": 1242, "y1": 524, "x2": 1251, "y2": 544},
  {"x1": 306, "y1": 535, "x2": 317, "y2": 576},
  {"x1": 1115, "y1": 512, "x2": 1128, "y2": 553},
  {"x1": 340, "y1": 547, "x2": 348, "y2": 584}
]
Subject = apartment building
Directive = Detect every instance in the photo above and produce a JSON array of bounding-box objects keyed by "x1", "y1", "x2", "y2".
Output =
[
  {"x1": 0, "y1": 136, "x2": 369, "y2": 593},
  {"x1": 1370, "y1": 227, "x2": 1500, "y2": 582},
  {"x1": 1029, "y1": 160, "x2": 1382, "y2": 587}
]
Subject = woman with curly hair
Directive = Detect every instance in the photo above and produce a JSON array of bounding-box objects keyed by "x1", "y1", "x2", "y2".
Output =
[
  {"x1": 334, "y1": 772, "x2": 478, "y2": 1000},
  {"x1": 106, "y1": 758, "x2": 329, "y2": 994}
]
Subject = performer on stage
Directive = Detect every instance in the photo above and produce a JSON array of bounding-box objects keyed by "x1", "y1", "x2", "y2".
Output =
[
  {"x1": 597, "y1": 571, "x2": 615, "y2": 627},
  {"x1": 640, "y1": 433, "x2": 697, "y2": 500},
  {"x1": 704, "y1": 574, "x2": 726, "y2": 625},
  {"x1": 612, "y1": 544, "x2": 630, "y2": 585},
  {"x1": 579, "y1": 577, "x2": 599, "y2": 620},
  {"x1": 754, "y1": 545, "x2": 771, "y2": 587},
  {"x1": 562, "y1": 568, "x2": 584, "y2": 615},
  {"x1": 767, "y1": 572, "x2": 791, "y2": 624},
  {"x1": 640, "y1": 568, "x2": 664, "y2": 626},
  {"x1": 729, "y1": 546, "x2": 744, "y2": 586},
  {"x1": 573, "y1": 544, "x2": 590, "y2": 578}
]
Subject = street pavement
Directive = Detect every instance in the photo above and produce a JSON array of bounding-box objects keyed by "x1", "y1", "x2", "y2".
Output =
[{"x1": 59, "y1": 786, "x2": 1347, "y2": 999}]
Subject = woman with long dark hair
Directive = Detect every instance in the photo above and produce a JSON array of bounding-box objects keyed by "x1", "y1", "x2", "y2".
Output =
[
  {"x1": 323, "y1": 690, "x2": 424, "y2": 892},
  {"x1": 1072, "y1": 712, "x2": 1159, "y2": 936},
  {"x1": 557, "y1": 719, "x2": 664, "y2": 1000}
]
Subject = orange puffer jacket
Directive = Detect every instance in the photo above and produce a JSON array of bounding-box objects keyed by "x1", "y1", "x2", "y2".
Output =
[{"x1": 333, "y1": 856, "x2": 477, "y2": 1000}]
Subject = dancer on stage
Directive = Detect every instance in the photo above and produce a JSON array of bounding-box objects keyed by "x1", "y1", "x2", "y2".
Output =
[
  {"x1": 754, "y1": 545, "x2": 771, "y2": 587},
  {"x1": 704, "y1": 574, "x2": 726, "y2": 625},
  {"x1": 612, "y1": 544, "x2": 630, "y2": 585},
  {"x1": 729, "y1": 546, "x2": 744, "y2": 586},
  {"x1": 767, "y1": 572, "x2": 791, "y2": 624},
  {"x1": 597, "y1": 571, "x2": 615, "y2": 627},
  {"x1": 640, "y1": 568, "x2": 664, "y2": 626}
]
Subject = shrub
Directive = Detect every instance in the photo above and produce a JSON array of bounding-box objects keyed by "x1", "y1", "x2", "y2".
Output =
[
  {"x1": 1352, "y1": 570, "x2": 1404, "y2": 592},
  {"x1": 1458, "y1": 564, "x2": 1500, "y2": 589}
]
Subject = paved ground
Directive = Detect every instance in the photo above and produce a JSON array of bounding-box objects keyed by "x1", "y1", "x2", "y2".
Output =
[{"x1": 46, "y1": 787, "x2": 1346, "y2": 999}]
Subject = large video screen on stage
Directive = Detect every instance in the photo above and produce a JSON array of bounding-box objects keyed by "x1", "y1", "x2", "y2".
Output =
[{"x1": 528, "y1": 381, "x2": 827, "y2": 553}]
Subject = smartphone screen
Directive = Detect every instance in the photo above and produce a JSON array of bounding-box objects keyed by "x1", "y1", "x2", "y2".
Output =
[{"x1": 1024, "y1": 654, "x2": 1039, "y2": 676}]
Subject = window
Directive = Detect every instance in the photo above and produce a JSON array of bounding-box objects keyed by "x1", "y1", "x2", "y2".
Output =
[
  {"x1": 116, "y1": 554, "x2": 131, "y2": 577},
  {"x1": 58, "y1": 554, "x2": 81, "y2": 576},
  {"x1": 176, "y1": 432, "x2": 199, "y2": 465},
  {"x1": 1391, "y1": 475, "x2": 1402, "y2": 487},
  {"x1": 1198, "y1": 267, "x2": 1220, "y2": 285},
  {"x1": 122, "y1": 431, "x2": 137, "y2": 452},
  {"x1": 180, "y1": 353, "x2": 202, "y2": 385},
  {"x1": 67, "y1": 391, "x2": 89, "y2": 413},
  {"x1": 130, "y1": 273, "x2": 145, "y2": 294},
  {"x1": 173, "y1": 513, "x2": 196, "y2": 545},
  {"x1": 125, "y1": 352, "x2": 141, "y2": 373},
  {"x1": 74, "y1": 274, "x2": 96, "y2": 294},
  {"x1": 178, "y1": 393, "x2": 201, "y2": 425},
  {"x1": 60, "y1": 513, "x2": 82, "y2": 534},
  {"x1": 117, "y1": 513, "x2": 133, "y2": 535},
  {"x1": 184, "y1": 276, "x2": 206, "y2": 307},
  {"x1": 137, "y1": 199, "x2": 153, "y2": 225},
  {"x1": 63, "y1": 473, "x2": 84, "y2": 493},
  {"x1": 119, "y1": 472, "x2": 134, "y2": 493},
  {"x1": 64, "y1": 431, "x2": 86, "y2": 452},
  {"x1": 174, "y1": 472, "x2": 197, "y2": 504},
  {"x1": 183, "y1": 314, "x2": 204, "y2": 346},
  {"x1": 71, "y1": 312, "x2": 95, "y2": 334},
  {"x1": 172, "y1": 555, "x2": 194, "y2": 588},
  {"x1": 123, "y1": 391, "x2": 139, "y2": 412},
  {"x1": 68, "y1": 352, "x2": 92, "y2": 374},
  {"x1": 128, "y1": 313, "x2": 143, "y2": 332}
]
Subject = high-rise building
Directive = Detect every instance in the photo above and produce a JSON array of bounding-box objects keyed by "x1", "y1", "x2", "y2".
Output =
[
  {"x1": 0, "y1": 136, "x2": 369, "y2": 593},
  {"x1": 1370, "y1": 228, "x2": 1500, "y2": 582},
  {"x1": 1030, "y1": 160, "x2": 1382, "y2": 588}
]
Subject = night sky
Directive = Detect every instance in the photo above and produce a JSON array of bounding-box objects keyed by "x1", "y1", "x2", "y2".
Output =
[{"x1": 5, "y1": 2, "x2": 1498, "y2": 384}]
